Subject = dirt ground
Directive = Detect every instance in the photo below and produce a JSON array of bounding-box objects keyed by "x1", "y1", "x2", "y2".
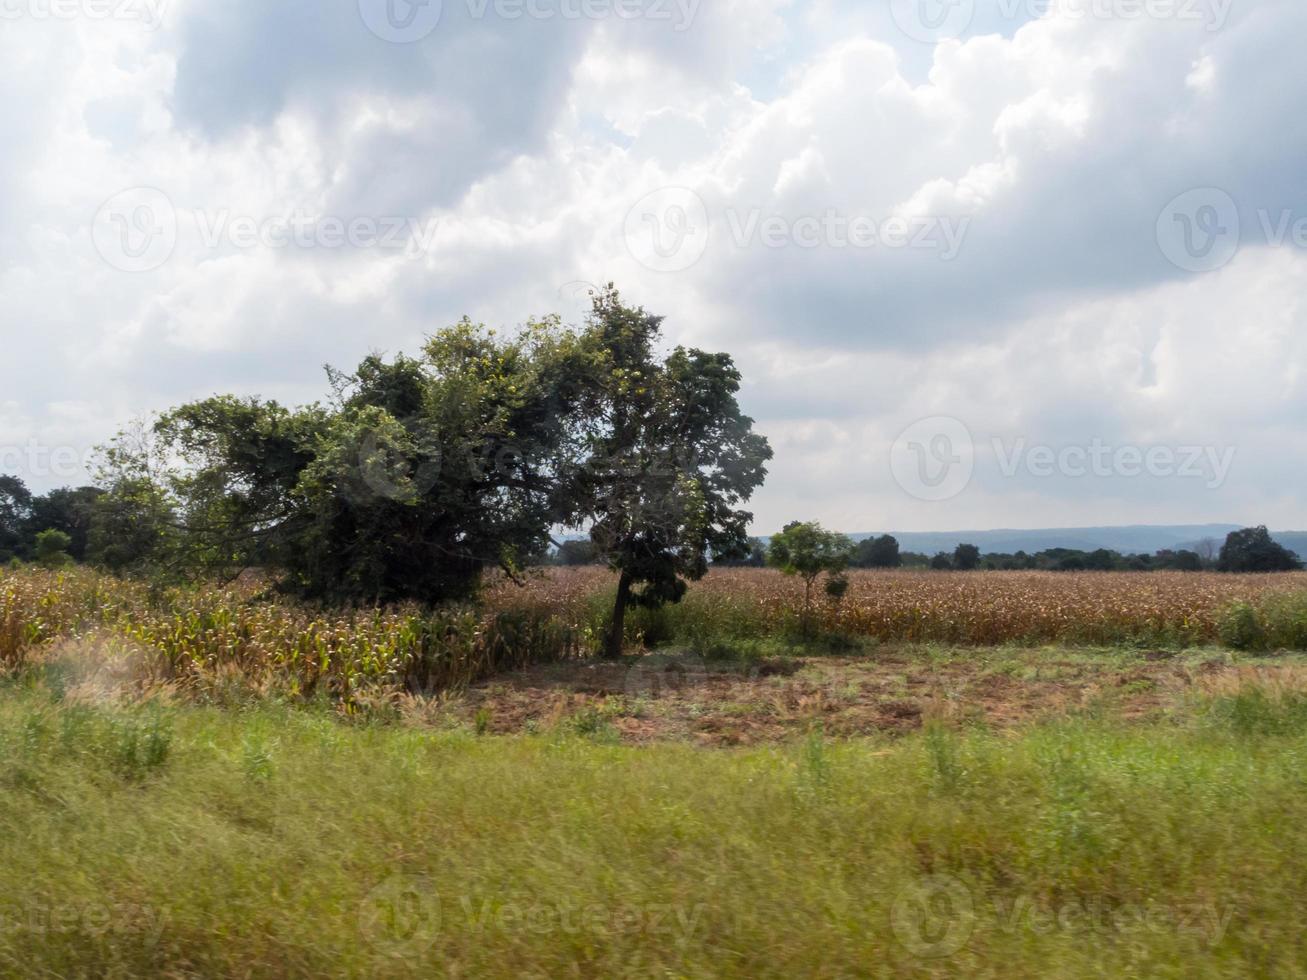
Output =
[{"x1": 425, "y1": 646, "x2": 1307, "y2": 745}]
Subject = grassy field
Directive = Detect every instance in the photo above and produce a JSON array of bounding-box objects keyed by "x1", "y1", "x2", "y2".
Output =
[
  {"x1": 6, "y1": 566, "x2": 1307, "y2": 976},
  {"x1": 4, "y1": 664, "x2": 1307, "y2": 977}
]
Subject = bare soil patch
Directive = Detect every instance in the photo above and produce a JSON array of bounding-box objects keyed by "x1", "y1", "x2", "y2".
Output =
[{"x1": 431, "y1": 647, "x2": 1307, "y2": 745}]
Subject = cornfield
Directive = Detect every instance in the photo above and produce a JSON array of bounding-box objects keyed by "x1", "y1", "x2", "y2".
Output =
[
  {"x1": 0, "y1": 568, "x2": 594, "y2": 704},
  {"x1": 4, "y1": 566, "x2": 1306, "y2": 704},
  {"x1": 489, "y1": 567, "x2": 1307, "y2": 648}
]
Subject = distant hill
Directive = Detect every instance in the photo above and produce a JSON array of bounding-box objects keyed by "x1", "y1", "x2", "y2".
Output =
[{"x1": 845, "y1": 525, "x2": 1306, "y2": 558}]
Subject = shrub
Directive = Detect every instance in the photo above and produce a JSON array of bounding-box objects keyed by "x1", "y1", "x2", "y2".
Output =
[{"x1": 112, "y1": 710, "x2": 173, "y2": 779}]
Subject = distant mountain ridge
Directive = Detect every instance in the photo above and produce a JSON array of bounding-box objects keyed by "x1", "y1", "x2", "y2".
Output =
[{"x1": 845, "y1": 525, "x2": 1307, "y2": 558}]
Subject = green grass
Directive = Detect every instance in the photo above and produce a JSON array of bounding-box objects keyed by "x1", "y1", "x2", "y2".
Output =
[{"x1": 3, "y1": 673, "x2": 1307, "y2": 978}]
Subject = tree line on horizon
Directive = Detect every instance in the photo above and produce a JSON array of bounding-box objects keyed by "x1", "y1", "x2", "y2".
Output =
[{"x1": 552, "y1": 525, "x2": 1304, "y2": 574}]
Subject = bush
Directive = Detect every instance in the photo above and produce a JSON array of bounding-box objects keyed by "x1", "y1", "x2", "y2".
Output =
[
  {"x1": 1219, "y1": 593, "x2": 1307, "y2": 652},
  {"x1": 1257, "y1": 593, "x2": 1307, "y2": 650}
]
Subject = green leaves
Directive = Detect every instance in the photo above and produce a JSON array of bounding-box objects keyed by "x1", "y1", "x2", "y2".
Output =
[
  {"x1": 766, "y1": 522, "x2": 854, "y2": 583},
  {"x1": 766, "y1": 522, "x2": 855, "y2": 635}
]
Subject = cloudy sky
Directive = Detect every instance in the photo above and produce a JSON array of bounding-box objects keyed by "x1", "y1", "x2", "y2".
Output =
[{"x1": 2, "y1": 0, "x2": 1304, "y2": 533}]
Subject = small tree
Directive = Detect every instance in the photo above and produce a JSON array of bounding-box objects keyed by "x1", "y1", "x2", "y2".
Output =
[
  {"x1": 953, "y1": 543, "x2": 981, "y2": 570},
  {"x1": 33, "y1": 529, "x2": 73, "y2": 568},
  {"x1": 1217, "y1": 526, "x2": 1303, "y2": 573},
  {"x1": 930, "y1": 552, "x2": 953, "y2": 570},
  {"x1": 855, "y1": 534, "x2": 901, "y2": 568},
  {"x1": 767, "y1": 521, "x2": 853, "y2": 635}
]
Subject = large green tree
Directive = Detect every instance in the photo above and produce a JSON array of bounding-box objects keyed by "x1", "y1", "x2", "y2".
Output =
[
  {"x1": 1217, "y1": 526, "x2": 1303, "y2": 573},
  {"x1": 287, "y1": 320, "x2": 586, "y2": 602},
  {"x1": 119, "y1": 317, "x2": 588, "y2": 602},
  {"x1": 86, "y1": 288, "x2": 770, "y2": 618},
  {"x1": 568, "y1": 287, "x2": 772, "y2": 658}
]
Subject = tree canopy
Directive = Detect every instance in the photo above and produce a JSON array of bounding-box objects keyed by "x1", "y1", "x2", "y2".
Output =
[
  {"x1": 767, "y1": 521, "x2": 853, "y2": 633},
  {"x1": 1218, "y1": 526, "x2": 1303, "y2": 573}
]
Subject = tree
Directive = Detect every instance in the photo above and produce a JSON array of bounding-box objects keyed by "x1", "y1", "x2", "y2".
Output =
[
  {"x1": 554, "y1": 540, "x2": 599, "y2": 566},
  {"x1": 88, "y1": 419, "x2": 183, "y2": 574},
  {"x1": 116, "y1": 317, "x2": 588, "y2": 601},
  {"x1": 854, "y1": 534, "x2": 901, "y2": 568},
  {"x1": 0, "y1": 475, "x2": 32, "y2": 561},
  {"x1": 1217, "y1": 526, "x2": 1303, "y2": 573},
  {"x1": 95, "y1": 287, "x2": 768, "y2": 615},
  {"x1": 33, "y1": 529, "x2": 73, "y2": 568},
  {"x1": 1085, "y1": 548, "x2": 1119, "y2": 571},
  {"x1": 953, "y1": 543, "x2": 981, "y2": 571},
  {"x1": 74, "y1": 289, "x2": 769, "y2": 616},
  {"x1": 87, "y1": 478, "x2": 180, "y2": 573},
  {"x1": 568, "y1": 287, "x2": 772, "y2": 657},
  {"x1": 767, "y1": 521, "x2": 854, "y2": 635},
  {"x1": 929, "y1": 552, "x2": 953, "y2": 570},
  {"x1": 25, "y1": 487, "x2": 103, "y2": 562},
  {"x1": 715, "y1": 537, "x2": 767, "y2": 568},
  {"x1": 1155, "y1": 549, "x2": 1203, "y2": 572}
]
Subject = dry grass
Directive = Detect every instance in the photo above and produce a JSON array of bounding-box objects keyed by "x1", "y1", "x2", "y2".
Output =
[{"x1": 430, "y1": 646, "x2": 1307, "y2": 745}]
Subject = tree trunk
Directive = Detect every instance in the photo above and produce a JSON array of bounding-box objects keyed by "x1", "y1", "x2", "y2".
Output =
[{"x1": 604, "y1": 569, "x2": 633, "y2": 659}]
